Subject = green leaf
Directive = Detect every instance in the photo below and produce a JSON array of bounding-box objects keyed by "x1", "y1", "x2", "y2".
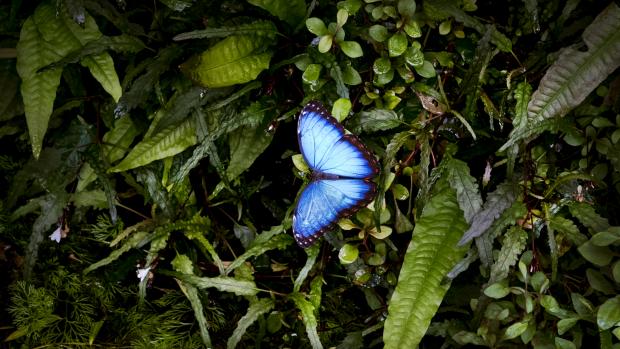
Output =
[
  {"x1": 341, "y1": 62, "x2": 362, "y2": 85},
  {"x1": 227, "y1": 298, "x2": 275, "y2": 349},
  {"x1": 84, "y1": 231, "x2": 150, "y2": 273},
  {"x1": 558, "y1": 318, "x2": 579, "y2": 335},
  {"x1": 225, "y1": 233, "x2": 294, "y2": 274},
  {"x1": 598, "y1": 296, "x2": 620, "y2": 330},
  {"x1": 80, "y1": 52, "x2": 122, "y2": 102},
  {"x1": 414, "y1": 60, "x2": 436, "y2": 78},
  {"x1": 174, "y1": 20, "x2": 277, "y2": 41},
  {"x1": 503, "y1": 320, "x2": 529, "y2": 340},
  {"x1": 77, "y1": 116, "x2": 138, "y2": 191},
  {"x1": 247, "y1": 0, "x2": 306, "y2": 27},
  {"x1": 490, "y1": 226, "x2": 528, "y2": 283},
  {"x1": 294, "y1": 244, "x2": 320, "y2": 292},
  {"x1": 383, "y1": 180, "x2": 469, "y2": 349},
  {"x1": 181, "y1": 35, "x2": 273, "y2": 88},
  {"x1": 336, "y1": 9, "x2": 349, "y2": 26},
  {"x1": 568, "y1": 202, "x2": 610, "y2": 233},
  {"x1": 177, "y1": 274, "x2": 258, "y2": 296},
  {"x1": 332, "y1": 98, "x2": 352, "y2": 122},
  {"x1": 484, "y1": 280, "x2": 510, "y2": 299},
  {"x1": 549, "y1": 215, "x2": 587, "y2": 246},
  {"x1": 306, "y1": 18, "x2": 328, "y2": 36},
  {"x1": 578, "y1": 240, "x2": 613, "y2": 266},
  {"x1": 110, "y1": 118, "x2": 197, "y2": 172},
  {"x1": 16, "y1": 3, "x2": 103, "y2": 158},
  {"x1": 459, "y1": 180, "x2": 518, "y2": 245},
  {"x1": 541, "y1": 295, "x2": 572, "y2": 319},
  {"x1": 339, "y1": 41, "x2": 363, "y2": 58},
  {"x1": 369, "y1": 25, "x2": 389, "y2": 42},
  {"x1": 586, "y1": 268, "x2": 615, "y2": 294},
  {"x1": 388, "y1": 32, "x2": 408, "y2": 57},
  {"x1": 173, "y1": 254, "x2": 213, "y2": 347},
  {"x1": 227, "y1": 124, "x2": 273, "y2": 181},
  {"x1": 290, "y1": 293, "x2": 323, "y2": 349},
  {"x1": 397, "y1": 0, "x2": 416, "y2": 18},
  {"x1": 571, "y1": 292, "x2": 595, "y2": 317},
  {"x1": 318, "y1": 34, "x2": 333, "y2": 53},
  {"x1": 373, "y1": 57, "x2": 392, "y2": 74},
  {"x1": 500, "y1": 3, "x2": 620, "y2": 151},
  {"x1": 339, "y1": 243, "x2": 359, "y2": 264},
  {"x1": 349, "y1": 108, "x2": 401, "y2": 133},
  {"x1": 441, "y1": 156, "x2": 482, "y2": 222},
  {"x1": 555, "y1": 337, "x2": 577, "y2": 349}
]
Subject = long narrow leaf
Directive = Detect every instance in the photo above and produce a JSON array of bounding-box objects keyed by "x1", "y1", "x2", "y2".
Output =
[
  {"x1": 227, "y1": 298, "x2": 275, "y2": 349},
  {"x1": 384, "y1": 179, "x2": 469, "y2": 349}
]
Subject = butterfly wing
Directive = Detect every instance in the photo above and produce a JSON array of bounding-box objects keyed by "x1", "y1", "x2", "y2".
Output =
[
  {"x1": 293, "y1": 178, "x2": 376, "y2": 247},
  {"x1": 298, "y1": 101, "x2": 379, "y2": 179}
]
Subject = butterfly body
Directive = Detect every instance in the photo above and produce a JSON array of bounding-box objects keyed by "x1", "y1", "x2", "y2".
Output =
[{"x1": 293, "y1": 101, "x2": 379, "y2": 248}]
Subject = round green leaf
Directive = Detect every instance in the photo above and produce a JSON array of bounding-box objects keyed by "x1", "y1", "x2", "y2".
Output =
[
  {"x1": 342, "y1": 64, "x2": 362, "y2": 85},
  {"x1": 439, "y1": 20, "x2": 451, "y2": 35},
  {"x1": 578, "y1": 241, "x2": 613, "y2": 266},
  {"x1": 404, "y1": 19, "x2": 422, "y2": 37},
  {"x1": 339, "y1": 41, "x2": 363, "y2": 58},
  {"x1": 302, "y1": 63, "x2": 322, "y2": 84},
  {"x1": 373, "y1": 57, "x2": 392, "y2": 74},
  {"x1": 339, "y1": 243, "x2": 359, "y2": 264},
  {"x1": 414, "y1": 60, "x2": 437, "y2": 78},
  {"x1": 555, "y1": 337, "x2": 576, "y2": 349},
  {"x1": 292, "y1": 153, "x2": 309, "y2": 173},
  {"x1": 404, "y1": 46, "x2": 424, "y2": 67},
  {"x1": 597, "y1": 296, "x2": 620, "y2": 330},
  {"x1": 484, "y1": 281, "x2": 510, "y2": 299},
  {"x1": 388, "y1": 32, "x2": 408, "y2": 57},
  {"x1": 306, "y1": 17, "x2": 327, "y2": 36},
  {"x1": 318, "y1": 35, "x2": 333, "y2": 53},
  {"x1": 332, "y1": 98, "x2": 352, "y2": 122},
  {"x1": 397, "y1": 0, "x2": 416, "y2": 18},
  {"x1": 369, "y1": 25, "x2": 389, "y2": 42},
  {"x1": 391, "y1": 183, "x2": 409, "y2": 200},
  {"x1": 373, "y1": 68, "x2": 394, "y2": 86},
  {"x1": 267, "y1": 312, "x2": 283, "y2": 333},
  {"x1": 586, "y1": 268, "x2": 615, "y2": 294}
]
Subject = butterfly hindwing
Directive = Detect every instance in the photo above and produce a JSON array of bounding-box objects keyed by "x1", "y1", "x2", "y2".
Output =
[
  {"x1": 298, "y1": 101, "x2": 379, "y2": 178},
  {"x1": 293, "y1": 179, "x2": 377, "y2": 247}
]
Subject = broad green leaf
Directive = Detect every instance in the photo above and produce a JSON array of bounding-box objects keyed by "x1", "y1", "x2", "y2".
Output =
[
  {"x1": 339, "y1": 243, "x2": 359, "y2": 264},
  {"x1": 174, "y1": 20, "x2": 277, "y2": 41},
  {"x1": 373, "y1": 57, "x2": 392, "y2": 74},
  {"x1": 586, "y1": 268, "x2": 615, "y2": 294},
  {"x1": 578, "y1": 240, "x2": 613, "y2": 266},
  {"x1": 397, "y1": 0, "x2": 416, "y2": 18},
  {"x1": 349, "y1": 108, "x2": 401, "y2": 133},
  {"x1": 414, "y1": 60, "x2": 436, "y2": 78},
  {"x1": 490, "y1": 226, "x2": 528, "y2": 283},
  {"x1": 484, "y1": 280, "x2": 510, "y2": 299},
  {"x1": 225, "y1": 233, "x2": 294, "y2": 274},
  {"x1": 339, "y1": 41, "x2": 363, "y2": 58},
  {"x1": 383, "y1": 180, "x2": 468, "y2": 349},
  {"x1": 318, "y1": 35, "x2": 333, "y2": 53},
  {"x1": 248, "y1": 0, "x2": 306, "y2": 27},
  {"x1": 290, "y1": 292, "x2": 323, "y2": 349},
  {"x1": 181, "y1": 35, "x2": 273, "y2": 88},
  {"x1": 332, "y1": 98, "x2": 352, "y2": 122},
  {"x1": 177, "y1": 274, "x2": 258, "y2": 296},
  {"x1": 571, "y1": 292, "x2": 595, "y2": 317},
  {"x1": 227, "y1": 298, "x2": 275, "y2": 349},
  {"x1": 388, "y1": 32, "x2": 408, "y2": 57},
  {"x1": 500, "y1": 3, "x2": 620, "y2": 151},
  {"x1": 341, "y1": 62, "x2": 362, "y2": 85},
  {"x1": 329, "y1": 65, "x2": 350, "y2": 98},
  {"x1": 227, "y1": 124, "x2": 273, "y2": 181},
  {"x1": 16, "y1": 3, "x2": 103, "y2": 158},
  {"x1": 459, "y1": 180, "x2": 519, "y2": 245},
  {"x1": 541, "y1": 295, "x2": 572, "y2": 319},
  {"x1": 598, "y1": 296, "x2": 620, "y2": 330},
  {"x1": 306, "y1": 18, "x2": 327, "y2": 36},
  {"x1": 369, "y1": 25, "x2": 389, "y2": 42}
]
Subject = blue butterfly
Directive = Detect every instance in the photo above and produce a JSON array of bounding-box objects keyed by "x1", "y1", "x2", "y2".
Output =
[{"x1": 293, "y1": 101, "x2": 380, "y2": 248}]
